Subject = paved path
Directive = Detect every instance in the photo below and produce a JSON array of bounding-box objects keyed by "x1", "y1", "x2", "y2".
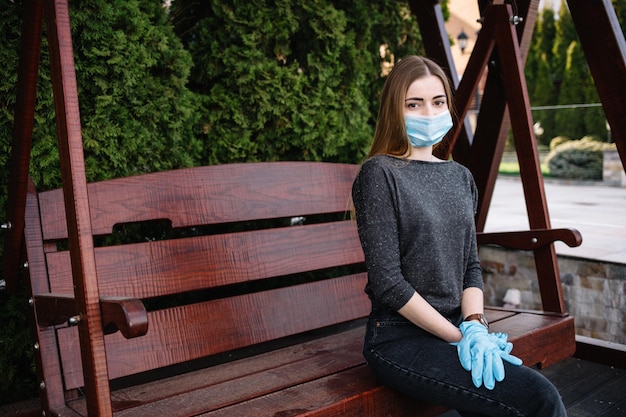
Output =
[{"x1": 484, "y1": 177, "x2": 626, "y2": 265}]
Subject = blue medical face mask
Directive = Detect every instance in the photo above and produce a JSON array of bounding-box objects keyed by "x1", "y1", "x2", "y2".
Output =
[{"x1": 404, "y1": 109, "x2": 453, "y2": 147}]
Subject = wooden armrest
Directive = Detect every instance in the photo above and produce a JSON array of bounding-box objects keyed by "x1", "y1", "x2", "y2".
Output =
[
  {"x1": 34, "y1": 293, "x2": 148, "y2": 339},
  {"x1": 100, "y1": 296, "x2": 149, "y2": 338},
  {"x1": 477, "y1": 228, "x2": 582, "y2": 251}
]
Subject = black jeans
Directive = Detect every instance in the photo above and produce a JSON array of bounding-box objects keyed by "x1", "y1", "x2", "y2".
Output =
[{"x1": 363, "y1": 311, "x2": 567, "y2": 417}]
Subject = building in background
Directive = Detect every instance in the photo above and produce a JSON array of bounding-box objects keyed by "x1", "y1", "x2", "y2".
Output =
[
  {"x1": 444, "y1": 0, "x2": 483, "y2": 130},
  {"x1": 445, "y1": 0, "x2": 481, "y2": 78}
]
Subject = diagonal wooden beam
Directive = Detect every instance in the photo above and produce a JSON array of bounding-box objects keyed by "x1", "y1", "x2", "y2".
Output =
[
  {"x1": 442, "y1": 6, "x2": 497, "y2": 158},
  {"x1": 408, "y1": 0, "x2": 539, "y2": 231},
  {"x1": 492, "y1": 4, "x2": 566, "y2": 313},
  {"x1": 408, "y1": 0, "x2": 459, "y2": 82},
  {"x1": 43, "y1": 0, "x2": 113, "y2": 414},
  {"x1": 414, "y1": 1, "x2": 564, "y2": 313},
  {"x1": 3, "y1": 0, "x2": 45, "y2": 294},
  {"x1": 466, "y1": 0, "x2": 539, "y2": 232},
  {"x1": 567, "y1": 0, "x2": 626, "y2": 170}
]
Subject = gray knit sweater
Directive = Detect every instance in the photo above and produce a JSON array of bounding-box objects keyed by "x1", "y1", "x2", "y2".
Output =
[{"x1": 352, "y1": 155, "x2": 484, "y2": 322}]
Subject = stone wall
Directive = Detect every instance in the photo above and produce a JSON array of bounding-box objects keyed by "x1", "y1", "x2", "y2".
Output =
[
  {"x1": 603, "y1": 149, "x2": 626, "y2": 187},
  {"x1": 480, "y1": 246, "x2": 626, "y2": 345}
]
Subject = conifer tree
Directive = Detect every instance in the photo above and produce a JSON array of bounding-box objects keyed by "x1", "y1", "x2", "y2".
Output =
[
  {"x1": 1, "y1": 0, "x2": 201, "y2": 192},
  {"x1": 0, "y1": 0, "x2": 201, "y2": 403},
  {"x1": 532, "y1": 53, "x2": 557, "y2": 145},
  {"x1": 169, "y1": 0, "x2": 423, "y2": 164},
  {"x1": 551, "y1": 0, "x2": 578, "y2": 94},
  {"x1": 526, "y1": 5, "x2": 556, "y2": 89},
  {"x1": 555, "y1": 41, "x2": 587, "y2": 139},
  {"x1": 526, "y1": 6, "x2": 558, "y2": 145},
  {"x1": 584, "y1": 75, "x2": 608, "y2": 141}
]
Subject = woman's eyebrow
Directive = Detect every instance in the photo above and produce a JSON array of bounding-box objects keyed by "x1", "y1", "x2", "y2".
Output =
[{"x1": 404, "y1": 94, "x2": 446, "y2": 101}]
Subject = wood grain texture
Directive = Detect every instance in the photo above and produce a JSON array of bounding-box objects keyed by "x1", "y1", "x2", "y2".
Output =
[
  {"x1": 37, "y1": 162, "x2": 359, "y2": 240},
  {"x1": 24, "y1": 153, "x2": 578, "y2": 415},
  {"x1": 15, "y1": 0, "x2": 621, "y2": 414},
  {"x1": 66, "y1": 328, "x2": 445, "y2": 417},
  {"x1": 3, "y1": 0, "x2": 44, "y2": 294},
  {"x1": 45, "y1": 221, "x2": 364, "y2": 297},
  {"x1": 44, "y1": 0, "x2": 112, "y2": 414},
  {"x1": 57, "y1": 274, "x2": 370, "y2": 389}
]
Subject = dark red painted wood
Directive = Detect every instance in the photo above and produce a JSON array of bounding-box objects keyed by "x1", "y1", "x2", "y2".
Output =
[
  {"x1": 24, "y1": 161, "x2": 579, "y2": 416},
  {"x1": 492, "y1": 5, "x2": 566, "y2": 313},
  {"x1": 467, "y1": 0, "x2": 539, "y2": 233},
  {"x1": 43, "y1": 0, "x2": 112, "y2": 414},
  {"x1": 478, "y1": 228, "x2": 582, "y2": 251},
  {"x1": 45, "y1": 222, "x2": 363, "y2": 296},
  {"x1": 3, "y1": 0, "x2": 44, "y2": 294},
  {"x1": 37, "y1": 162, "x2": 359, "y2": 240},
  {"x1": 57, "y1": 274, "x2": 370, "y2": 388},
  {"x1": 567, "y1": 0, "x2": 626, "y2": 170},
  {"x1": 34, "y1": 294, "x2": 148, "y2": 339},
  {"x1": 24, "y1": 181, "x2": 70, "y2": 414}
]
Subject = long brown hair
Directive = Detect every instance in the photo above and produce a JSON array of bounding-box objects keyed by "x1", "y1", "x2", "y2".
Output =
[{"x1": 367, "y1": 56, "x2": 455, "y2": 159}]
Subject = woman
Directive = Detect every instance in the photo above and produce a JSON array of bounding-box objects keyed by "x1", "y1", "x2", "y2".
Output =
[{"x1": 351, "y1": 55, "x2": 566, "y2": 417}]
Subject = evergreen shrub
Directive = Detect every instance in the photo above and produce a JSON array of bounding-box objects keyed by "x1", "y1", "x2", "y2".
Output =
[
  {"x1": 545, "y1": 137, "x2": 616, "y2": 180},
  {"x1": 549, "y1": 135, "x2": 570, "y2": 150},
  {"x1": 1, "y1": 0, "x2": 424, "y2": 405},
  {"x1": 0, "y1": 0, "x2": 200, "y2": 404},
  {"x1": 170, "y1": 0, "x2": 423, "y2": 164}
]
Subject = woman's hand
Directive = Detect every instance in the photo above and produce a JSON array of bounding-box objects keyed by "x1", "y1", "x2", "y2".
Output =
[{"x1": 453, "y1": 321, "x2": 523, "y2": 389}]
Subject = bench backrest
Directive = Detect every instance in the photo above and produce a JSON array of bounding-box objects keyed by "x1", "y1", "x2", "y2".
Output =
[{"x1": 25, "y1": 162, "x2": 368, "y2": 392}]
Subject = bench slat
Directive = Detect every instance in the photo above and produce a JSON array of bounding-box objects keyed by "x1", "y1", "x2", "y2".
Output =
[
  {"x1": 198, "y1": 366, "x2": 443, "y2": 417},
  {"x1": 58, "y1": 273, "x2": 370, "y2": 389},
  {"x1": 67, "y1": 327, "x2": 366, "y2": 415},
  {"x1": 203, "y1": 310, "x2": 573, "y2": 417},
  {"x1": 38, "y1": 162, "x2": 359, "y2": 240},
  {"x1": 45, "y1": 221, "x2": 363, "y2": 297},
  {"x1": 62, "y1": 309, "x2": 572, "y2": 416},
  {"x1": 487, "y1": 310, "x2": 576, "y2": 368}
]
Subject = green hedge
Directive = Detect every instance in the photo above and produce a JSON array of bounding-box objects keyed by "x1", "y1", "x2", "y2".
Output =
[
  {"x1": 545, "y1": 136, "x2": 616, "y2": 180},
  {"x1": 0, "y1": 0, "x2": 423, "y2": 404}
]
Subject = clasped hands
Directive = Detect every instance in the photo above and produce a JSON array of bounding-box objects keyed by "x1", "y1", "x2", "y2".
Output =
[{"x1": 452, "y1": 321, "x2": 523, "y2": 390}]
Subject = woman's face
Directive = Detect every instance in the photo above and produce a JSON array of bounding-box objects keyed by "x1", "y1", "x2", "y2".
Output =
[{"x1": 404, "y1": 75, "x2": 448, "y2": 117}]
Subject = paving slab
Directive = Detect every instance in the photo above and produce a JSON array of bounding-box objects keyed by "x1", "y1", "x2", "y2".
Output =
[{"x1": 484, "y1": 177, "x2": 626, "y2": 265}]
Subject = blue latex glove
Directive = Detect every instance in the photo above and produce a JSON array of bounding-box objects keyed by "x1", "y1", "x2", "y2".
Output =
[
  {"x1": 455, "y1": 321, "x2": 492, "y2": 388},
  {"x1": 454, "y1": 322, "x2": 522, "y2": 390},
  {"x1": 489, "y1": 331, "x2": 523, "y2": 366}
]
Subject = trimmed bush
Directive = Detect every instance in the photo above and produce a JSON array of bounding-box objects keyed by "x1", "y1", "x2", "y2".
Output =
[
  {"x1": 549, "y1": 135, "x2": 571, "y2": 150},
  {"x1": 545, "y1": 137, "x2": 616, "y2": 180}
]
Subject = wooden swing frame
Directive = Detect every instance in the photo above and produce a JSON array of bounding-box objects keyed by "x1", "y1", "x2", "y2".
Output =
[{"x1": 3, "y1": 0, "x2": 625, "y2": 415}]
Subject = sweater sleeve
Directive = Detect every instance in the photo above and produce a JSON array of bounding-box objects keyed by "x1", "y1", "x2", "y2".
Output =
[
  {"x1": 351, "y1": 160, "x2": 416, "y2": 311},
  {"x1": 462, "y1": 176, "x2": 484, "y2": 291}
]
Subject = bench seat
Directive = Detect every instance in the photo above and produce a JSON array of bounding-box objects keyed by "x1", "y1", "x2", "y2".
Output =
[{"x1": 56, "y1": 310, "x2": 573, "y2": 417}]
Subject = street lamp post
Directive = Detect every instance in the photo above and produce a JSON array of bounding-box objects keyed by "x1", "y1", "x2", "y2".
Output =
[{"x1": 457, "y1": 29, "x2": 468, "y2": 54}]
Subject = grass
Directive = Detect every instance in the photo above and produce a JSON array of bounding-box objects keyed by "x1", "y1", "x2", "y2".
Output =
[{"x1": 499, "y1": 161, "x2": 551, "y2": 177}]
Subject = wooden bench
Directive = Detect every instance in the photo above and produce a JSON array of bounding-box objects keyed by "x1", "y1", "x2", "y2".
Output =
[{"x1": 24, "y1": 161, "x2": 581, "y2": 417}]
